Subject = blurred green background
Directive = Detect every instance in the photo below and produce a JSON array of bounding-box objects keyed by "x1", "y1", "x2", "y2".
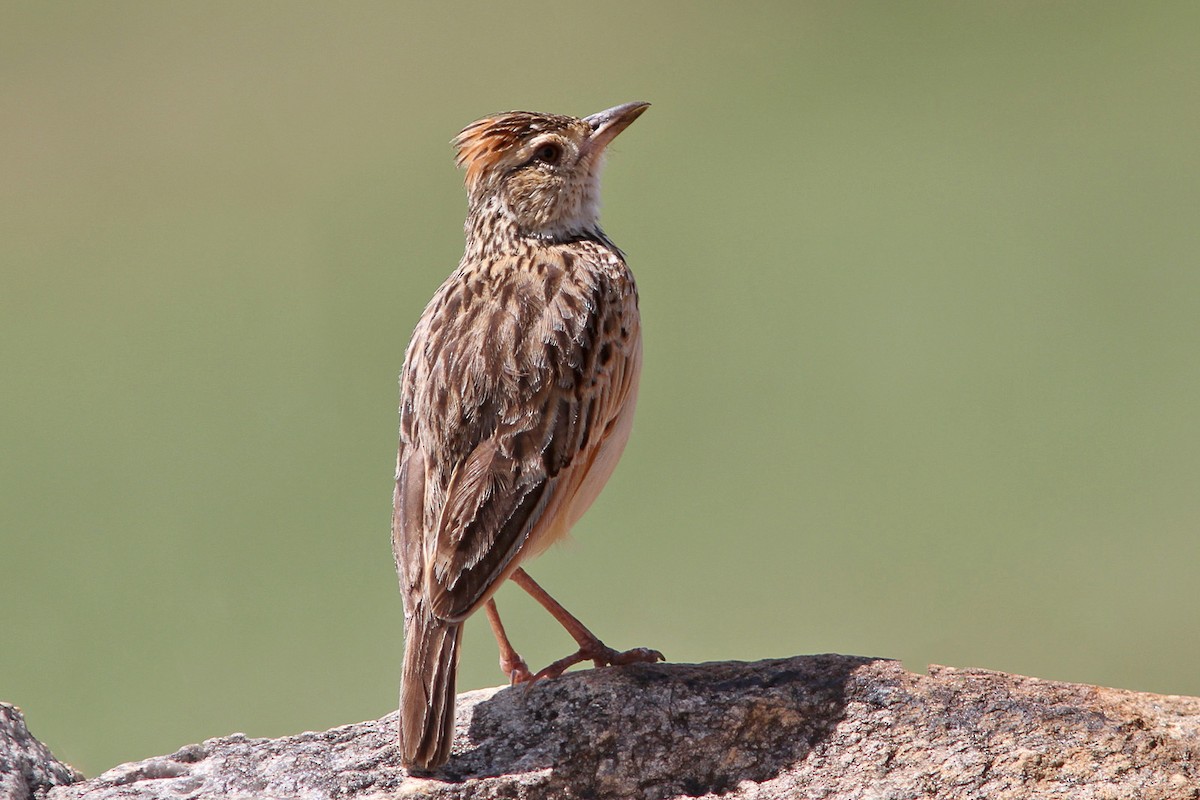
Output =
[{"x1": 4, "y1": 0, "x2": 1198, "y2": 777}]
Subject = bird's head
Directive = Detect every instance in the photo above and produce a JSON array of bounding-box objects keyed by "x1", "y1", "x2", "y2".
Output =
[{"x1": 453, "y1": 102, "x2": 649, "y2": 242}]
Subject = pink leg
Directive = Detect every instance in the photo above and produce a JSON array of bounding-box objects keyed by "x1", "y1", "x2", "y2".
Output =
[
  {"x1": 484, "y1": 598, "x2": 534, "y2": 685},
  {"x1": 509, "y1": 567, "x2": 664, "y2": 681}
]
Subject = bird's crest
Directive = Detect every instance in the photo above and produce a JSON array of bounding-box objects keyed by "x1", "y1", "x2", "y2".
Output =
[{"x1": 452, "y1": 111, "x2": 575, "y2": 188}]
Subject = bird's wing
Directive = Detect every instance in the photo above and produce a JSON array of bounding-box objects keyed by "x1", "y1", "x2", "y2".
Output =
[
  {"x1": 394, "y1": 249, "x2": 633, "y2": 622},
  {"x1": 425, "y1": 408, "x2": 563, "y2": 621},
  {"x1": 395, "y1": 423, "x2": 555, "y2": 619}
]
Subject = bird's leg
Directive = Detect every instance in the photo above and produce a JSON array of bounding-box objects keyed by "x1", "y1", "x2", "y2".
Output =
[
  {"x1": 484, "y1": 599, "x2": 534, "y2": 685},
  {"x1": 509, "y1": 567, "x2": 664, "y2": 681}
]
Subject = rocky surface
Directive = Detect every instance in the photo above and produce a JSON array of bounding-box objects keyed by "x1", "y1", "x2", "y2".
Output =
[
  {"x1": 6, "y1": 655, "x2": 1199, "y2": 799},
  {"x1": 0, "y1": 703, "x2": 81, "y2": 800}
]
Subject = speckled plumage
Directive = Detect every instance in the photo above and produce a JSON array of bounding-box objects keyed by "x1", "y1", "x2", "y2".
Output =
[{"x1": 392, "y1": 103, "x2": 652, "y2": 770}]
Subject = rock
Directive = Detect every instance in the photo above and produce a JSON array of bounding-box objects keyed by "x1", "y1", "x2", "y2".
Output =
[
  {"x1": 6, "y1": 655, "x2": 1199, "y2": 799},
  {"x1": 0, "y1": 703, "x2": 81, "y2": 800}
]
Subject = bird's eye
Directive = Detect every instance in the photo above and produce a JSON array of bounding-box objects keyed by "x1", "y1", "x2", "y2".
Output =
[{"x1": 533, "y1": 142, "x2": 563, "y2": 165}]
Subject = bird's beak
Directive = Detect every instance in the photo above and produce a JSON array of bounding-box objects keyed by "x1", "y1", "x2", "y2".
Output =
[{"x1": 582, "y1": 101, "x2": 650, "y2": 157}]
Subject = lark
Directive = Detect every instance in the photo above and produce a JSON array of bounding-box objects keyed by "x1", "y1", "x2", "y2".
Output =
[{"x1": 392, "y1": 102, "x2": 661, "y2": 770}]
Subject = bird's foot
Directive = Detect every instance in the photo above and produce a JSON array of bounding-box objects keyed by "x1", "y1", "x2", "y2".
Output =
[
  {"x1": 529, "y1": 642, "x2": 664, "y2": 683},
  {"x1": 500, "y1": 650, "x2": 535, "y2": 685},
  {"x1": 597, "y1": 645, "x2": 666, "y2": 669}
]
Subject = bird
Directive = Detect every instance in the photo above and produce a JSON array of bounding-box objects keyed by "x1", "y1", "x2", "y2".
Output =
[{"x1": 392, "y1": 102, "x2": 662, "y2": 771}]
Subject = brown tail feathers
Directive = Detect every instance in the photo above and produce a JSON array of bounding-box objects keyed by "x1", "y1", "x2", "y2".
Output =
[{"x1": 399, "y1": 607, "x2": 462, "y2": 770}]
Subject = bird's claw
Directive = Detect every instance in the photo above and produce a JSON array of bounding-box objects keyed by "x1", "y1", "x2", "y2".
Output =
[
  {"x1": 500, "y1": 652, "x2": 535, "y2": 685},
  {"x1": 599, "y1": 646, "x2": 665, "y2": 668},
  {"x1": 523, "y1": 643, "x2": 664, "y2": 685}
]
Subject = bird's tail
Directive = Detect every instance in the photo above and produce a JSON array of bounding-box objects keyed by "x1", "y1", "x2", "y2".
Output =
[{"x1": 399, "y1": 605, "x2": 463, "y2": 771}]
